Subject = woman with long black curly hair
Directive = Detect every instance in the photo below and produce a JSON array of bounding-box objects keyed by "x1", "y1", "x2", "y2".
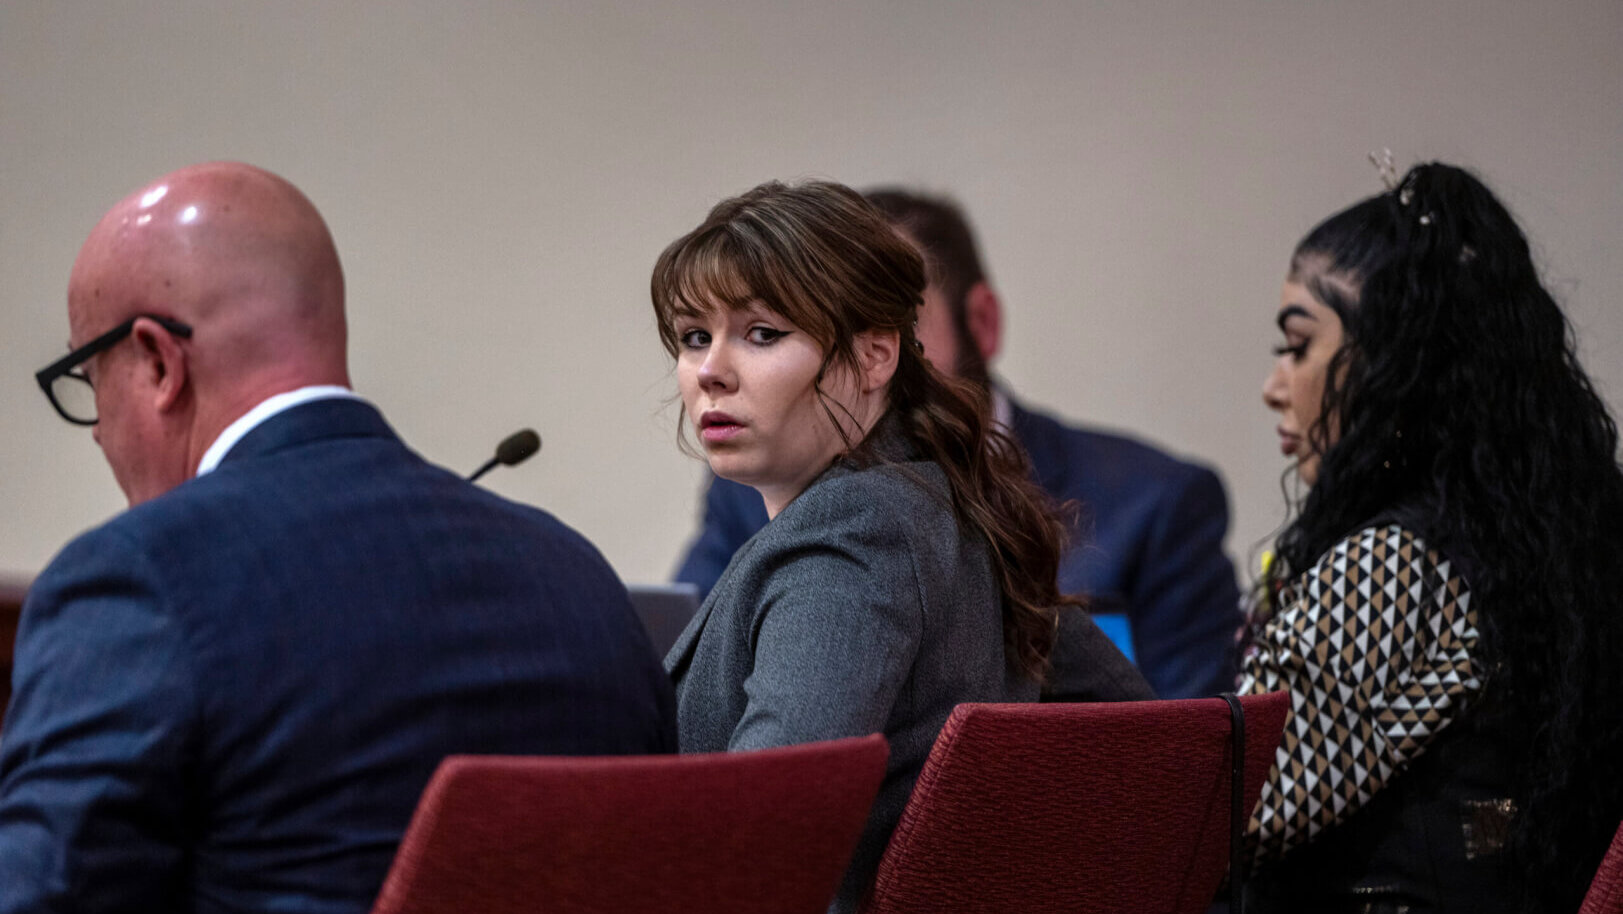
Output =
[{"x1": 1242, "y1": 161, "x2": 1623, "y2": 913}]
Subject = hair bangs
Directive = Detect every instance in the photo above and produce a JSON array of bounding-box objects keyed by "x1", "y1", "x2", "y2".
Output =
[{"x1": 651, "y1": 226, "x2": 762, "y2": 355}]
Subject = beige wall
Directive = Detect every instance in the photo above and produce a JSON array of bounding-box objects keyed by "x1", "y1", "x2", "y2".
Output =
[{"x1": 3, "y1": 1, "x2": 1619, "y2": 590}]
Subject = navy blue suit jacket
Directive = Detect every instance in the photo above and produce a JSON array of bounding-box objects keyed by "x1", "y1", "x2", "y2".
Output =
[
  {"x1": 674, "y1": 398, "x2": 1241, "y2": 700},
  {"x1": 0, "y1": 399, "x2": 676, "y2": 914}
]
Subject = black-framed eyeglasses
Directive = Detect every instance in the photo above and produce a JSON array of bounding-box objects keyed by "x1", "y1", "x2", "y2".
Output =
[{"x1": 35, "y1": 314, "x2": 193, "y2": 426}]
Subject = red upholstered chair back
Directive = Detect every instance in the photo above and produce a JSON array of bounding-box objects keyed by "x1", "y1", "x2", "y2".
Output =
[
  {"x1": 1581, "y1": 819, "x2": 1623, "y2": 914},
  {"x1": 863, "y1": 693, "x2": 1289, "y2": 914},
  {"x1": 371, "y1": 734, "x2": 888, "y2": 914}
]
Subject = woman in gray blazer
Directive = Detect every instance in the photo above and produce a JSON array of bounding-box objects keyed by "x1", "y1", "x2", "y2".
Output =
[{"x1": 651, "y1": 180, "x2": 1083, "y2": 912}]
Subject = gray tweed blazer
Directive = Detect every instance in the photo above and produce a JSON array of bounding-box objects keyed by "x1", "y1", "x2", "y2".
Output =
[{"x1": 665, "y1": 426, "x2": 1040, "y2": 912}]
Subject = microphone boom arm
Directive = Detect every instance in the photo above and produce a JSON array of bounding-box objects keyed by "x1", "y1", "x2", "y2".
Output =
[{"x1": 468, "y1": 428, "x2": 542, "y2": 483}]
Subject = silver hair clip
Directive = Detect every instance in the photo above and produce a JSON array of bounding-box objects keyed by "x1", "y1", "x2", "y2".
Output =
[
  {"x1": 1397, "y1": 171, "x2": 1418, "y2": 208},
  {"x1": 1369, "y1": 148, "x2": 1400, "y2": 191},
  {"x1": 1390, "y1": 165, "x2": 1439, "y2": 226}
]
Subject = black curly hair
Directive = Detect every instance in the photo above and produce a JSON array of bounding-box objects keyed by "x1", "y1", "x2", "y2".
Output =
[{"x1": 1269, "y1": 162, "x2": 1623, "y2": 913}]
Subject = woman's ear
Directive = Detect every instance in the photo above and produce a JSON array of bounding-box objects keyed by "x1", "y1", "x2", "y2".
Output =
[{"x1": 854, "y1": 329, "x2": 900, "y2": 393}]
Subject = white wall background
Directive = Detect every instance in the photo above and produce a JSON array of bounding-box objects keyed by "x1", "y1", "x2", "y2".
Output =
[{"x1": 3, "y1": 1, "x2": 1619, "y2": 589}]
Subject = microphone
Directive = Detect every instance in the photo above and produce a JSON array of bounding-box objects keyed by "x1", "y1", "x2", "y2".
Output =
[{"x1": 468, "y1": 428, "x2": 542, "y2": 483}]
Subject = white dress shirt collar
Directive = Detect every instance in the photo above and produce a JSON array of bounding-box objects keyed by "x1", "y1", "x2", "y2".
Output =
[{"x1": 195, "y1": 385, "x2": 363, "y2": 477}]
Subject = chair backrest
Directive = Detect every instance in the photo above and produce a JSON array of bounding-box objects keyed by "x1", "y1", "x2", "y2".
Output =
[
  {"x1": 371, "y1": 734, "x2": 888, "y2": 914},
  {"x1": 1580, "y1": 818, "x2": 1623, "y2": 914},
  {"x1": 863, "y1": 692, "x2": 1289, "y2": 914}
]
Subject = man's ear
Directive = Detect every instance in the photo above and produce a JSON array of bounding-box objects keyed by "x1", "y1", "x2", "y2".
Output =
[
  {"x1": 855, "y1": 329, "x2": 900, "y2": 394},
  {"x1": 130, "y1": 317, "x2": 190, "y2": 414},
  {"x1": 964, "y1": 281, "x2": 1003, "y2": 363}
]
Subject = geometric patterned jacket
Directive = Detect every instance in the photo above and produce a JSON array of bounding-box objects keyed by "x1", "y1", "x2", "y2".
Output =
[{"x1": 1240, "y1": 523, "x2": 1481, "y2": 862}]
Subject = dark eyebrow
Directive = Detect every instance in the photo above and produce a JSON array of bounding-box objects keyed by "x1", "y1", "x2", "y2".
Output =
[{"x1": 1276, "y1": 304, "x2": 1316, "y2": 332}]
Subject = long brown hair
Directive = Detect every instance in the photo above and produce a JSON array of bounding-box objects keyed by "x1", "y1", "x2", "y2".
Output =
[{"x1": 650, "y1": 179, "x2": 1076, "y2": 681}]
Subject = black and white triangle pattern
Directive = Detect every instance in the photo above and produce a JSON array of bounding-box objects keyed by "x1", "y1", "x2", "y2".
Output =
[{"x1": 1240, "y1": 524, "x2": 1480, "y2": 862}]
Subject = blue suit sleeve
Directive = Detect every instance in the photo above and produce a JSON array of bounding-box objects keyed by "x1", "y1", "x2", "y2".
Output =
[
  {"x1": 0, "y1": 529, "x2": 196, "y2": 914},
  {"x1": 1129, "y1": 466, "x2": 1244, "y2": 699},
  {"x1": 672, "y1": 475, "x2": 769, "y2": 598}
]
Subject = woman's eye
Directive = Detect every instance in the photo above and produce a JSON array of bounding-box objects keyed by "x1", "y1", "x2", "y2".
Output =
[
  {"x1": 1272, "y1": 341, "x2": 1308, "y2": 361},
  {"x1": 679, "y1": 329, "x2": 711, "y2": 349},
  {"x1": 746, "y1": 326, "x2": 788, "y2": 345}
]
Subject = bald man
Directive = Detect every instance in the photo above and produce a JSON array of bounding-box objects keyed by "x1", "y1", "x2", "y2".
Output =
[{"x1": 3, "y1": 163, "x2": 676, "y2": 913}]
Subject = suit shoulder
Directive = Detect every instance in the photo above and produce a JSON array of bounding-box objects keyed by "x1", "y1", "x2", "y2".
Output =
[
  {"x1": 708, "y1": 474, "x2": 760, "y2": 507},
  {"x1": 777, "y1": 460, "x2": 952, "y2": 533},
  {"x1": 1017, "y1": 402, "x2": 1221, "y2": 490},
  {"x1": 37, "y1": 511, "x2": 151, "y2": 581},
  {"x1": 716, "y1": 463, "x2": 952, "y2": 620},
  {"x1": 24, "y1": 510, "x2": 174, "y2": 645},
  {"x1": 491, "y1": 494, "x2": 624, "y2": 570},
  {"x1": 377, "y1": 459, "x2": 627, "y2": 581},
  {"x1": 47, "y1": 484, "x2": 212, "y2": 572},
  {"x1": 730, "y1": 462, "x2": 956, "y2": 577}
]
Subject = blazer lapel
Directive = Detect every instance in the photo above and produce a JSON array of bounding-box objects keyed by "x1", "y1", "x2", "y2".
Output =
[
  {"x1": 664, "y1": 522, "x2": 771, "y2": 676},
  {"x1": 663, "y1": 590, "x2": 716, "y2": 678}
]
